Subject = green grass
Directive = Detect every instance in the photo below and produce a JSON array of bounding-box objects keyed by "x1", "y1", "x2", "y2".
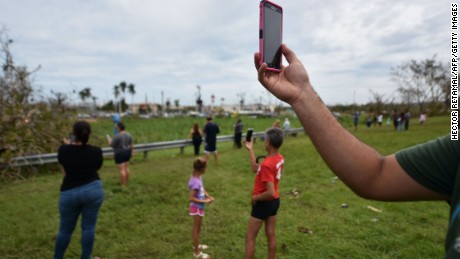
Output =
[
  {"x1": 88, "y1": 115, "x2": 302, "y2": 147},
  {"x1": 0, "y1": 115, "x2": 451, "y2": 258}
]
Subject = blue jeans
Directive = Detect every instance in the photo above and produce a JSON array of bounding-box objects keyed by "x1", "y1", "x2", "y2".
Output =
[{"x1": 54, "y1": 180, "x2": 104, "y2": 259}]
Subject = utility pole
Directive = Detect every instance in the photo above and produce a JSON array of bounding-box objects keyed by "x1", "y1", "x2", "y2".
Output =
[{"x1": 161, "y1": 90, "x2": 164, "y2": 116}]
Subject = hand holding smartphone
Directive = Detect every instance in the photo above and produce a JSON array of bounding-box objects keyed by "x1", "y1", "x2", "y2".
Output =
[
  {"x1": 246, "y1": 128, "x2": 254, "y2": 142},
  {"x1": 259, "y1": 0, "x2": 283, "y2": 72}
]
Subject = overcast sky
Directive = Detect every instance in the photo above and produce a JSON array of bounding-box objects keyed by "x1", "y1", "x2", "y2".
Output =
[{"x1": 0, "y1": 0, "x2": 451, "y2": 107}]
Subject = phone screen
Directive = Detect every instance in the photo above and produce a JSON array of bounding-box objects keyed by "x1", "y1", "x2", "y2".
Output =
[
  {"x1": 262, "y1": 1, "x2": 282, "y2": 70},
  {"x1": 246, "y1": 128, "x2": 254, "y2": 142}
]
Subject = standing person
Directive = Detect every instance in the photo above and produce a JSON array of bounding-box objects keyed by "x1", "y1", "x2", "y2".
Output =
[
  {"x1": 54, "y1": 121, "x2": 104, "y2": 259},
  {"x1": 353, "y1": 112, "x2": 359, "y2": 131},
  {"x1": 398, "y1": 112, "x2": 405, "y2": 131},
  {"x1": 189, "y1": 157, "x2": 214, "y2": 259},
  {"x1": 112, "y1": 112, "x2": 120, "y2": 135},
  {"x1": 234, "y1": 118, "x2": 244, "y2": 149},
  {"x1": 254, "y1": 44, "x2": 458, "y2": 258},
  {"x1": 419, "y1": 112, "x2": 427, "y2": 125},
  {"x1": 244, "y1": 127, "x2": 284, "y2": 259},
  {"x1": 366, "y1": 115, "x2": 372, "y2": 128},
  {"x1": 405, "y1": 109, "x2": 410, "y2": 130},
  {"x1": 189, "y1": 123, "x2": 203, "y2": 156},
  {"x1": 377, "y1": 113, "x2": 383, "y2": 127},
  {"x1": 392, "y1": 110, "x2": 398, "y2": 130},
  {"x1": 283, "y1": 117, "x2": 291, "y2": 135},
  {"x1": 107, "y1": 122, "x2": 133, "y2": 185},
  {"x1": 203, "y1": 116, "x2": 220, "y2": 163}
]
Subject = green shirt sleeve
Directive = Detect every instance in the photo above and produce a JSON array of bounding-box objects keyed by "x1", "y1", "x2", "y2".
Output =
[{"x1": 395, "y1": 135, "x2": 460, "y2": 196}]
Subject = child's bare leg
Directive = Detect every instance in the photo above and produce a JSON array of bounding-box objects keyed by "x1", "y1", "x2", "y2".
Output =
[
  {"x1": 193, "y1": 215, "x2": 203, "y2": 255},
  {"x1": 265, "y1": 216, "x2": 277, "y2": 259},
  {"x1": 245, "y1": 217, "x2": 264, "y2": 259}
]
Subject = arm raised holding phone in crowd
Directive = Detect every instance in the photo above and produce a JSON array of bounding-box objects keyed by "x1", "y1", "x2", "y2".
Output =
[{"x1": 255, "y1": 44, "x2": 447, "y2": 202}]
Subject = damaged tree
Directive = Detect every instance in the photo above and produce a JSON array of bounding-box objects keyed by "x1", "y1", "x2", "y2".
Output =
[{"x1": 0, "y1": 29, "x2": 73, "y2": 180}]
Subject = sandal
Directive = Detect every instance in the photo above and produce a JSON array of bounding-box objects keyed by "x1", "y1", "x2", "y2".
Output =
[
  {"x1": 192, "y1": 244, "x2": 209, "y2": 250},
  {"x1": 198, "y1": 244, "x2": 209, "y2": 250},
  {"x1": 193, "y1": 251, "x2": 210, "y2": 258}
]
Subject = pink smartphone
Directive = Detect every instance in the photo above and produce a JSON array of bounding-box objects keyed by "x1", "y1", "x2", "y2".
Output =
[{"x1": 259, "y1": 0, "x2": 283, "y2": 72}]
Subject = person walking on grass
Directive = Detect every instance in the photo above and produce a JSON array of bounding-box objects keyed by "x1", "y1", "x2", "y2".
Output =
[
  {"x1": 189, "y1": 122, "x2": 203, "y2": 156},
  {"x1": 189, "y1": 157, "x2": 215, "y2": 258},
  {"x1": 244, "y1": 127, "x2": 284, "y2": 259},
  {"x1": 234, "y1": 118, "x2": 244, "y2": 149},
  {"x1": 54, "y1": 121, "x2": 104, "y2": 259},
  {"x1": 107, "y1": 122, "x2": 133, "y2": 185},
  {"x1": 283, "y1": 117, "x2": 291, "y2": 135},
  {"x1": 254, "y1": 44, "x2": 460, "y2": 258},
  {"x1": 203, "y1": 116, "x2": 220, "y2": 164}
]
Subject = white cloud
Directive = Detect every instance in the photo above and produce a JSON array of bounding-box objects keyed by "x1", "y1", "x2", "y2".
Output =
[{"x1": 0, "y1": 0, "x2": 451, "y2": 106}]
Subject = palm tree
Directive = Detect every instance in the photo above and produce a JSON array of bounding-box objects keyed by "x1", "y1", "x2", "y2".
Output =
[
  {"x1": 166, "y1": 98, "x2": 171, "y2": 113},
  {"x1": 78, "y1": 88, "x2": 91, "y2": 103},
  {"x1": 119, "y1": 81, "x2": 127, "y2": 96},
  {"x1": 91, "y1": 96, "x2": 98, "y2": 110},
  {"x1": 114, "y1": 81, "x2": 135, "y2": 113},
  {"x1": 78, "y1": 87, "x2": 92, "y2": 112},
  {"x1": 119, "y1": 81, "x2": 127, "y2": 113},
  {"x1": 128, "y1": 83, "x2": 136, "y2": 113},
  {"x1": 174, "y1": 99, "x2": 180, "y2": 109},
  {"x1": 113, "y1": 85, "x2": 120, "y2": 113}
]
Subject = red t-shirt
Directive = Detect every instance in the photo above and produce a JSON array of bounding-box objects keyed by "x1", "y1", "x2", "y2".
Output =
[{"x1": 252, "y1": 153, "x2": 284, "y2": 199}]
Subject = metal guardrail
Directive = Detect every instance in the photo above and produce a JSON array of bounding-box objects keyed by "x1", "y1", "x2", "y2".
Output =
[{"x1": 9, "y1": 128, "x2": 304, "y2": 167}]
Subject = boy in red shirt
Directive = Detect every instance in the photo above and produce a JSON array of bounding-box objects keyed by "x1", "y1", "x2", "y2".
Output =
[{"x1": 244, "y1": 127, "x2": 284, "y2": 259}]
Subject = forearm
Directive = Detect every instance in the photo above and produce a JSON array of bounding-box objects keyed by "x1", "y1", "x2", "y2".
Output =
[
  {"x1": 190, "y1": 197, "x2": 208, "y2": 204},
  {"x1": 253, "y1": 191, "x2": 275, "y2": 202},
  {"x1": 292, "y1": 84, "x2": 385, "y2": 197},
  {"x1": 247, "y1": 149, "x2": 258, "y2": 173}
]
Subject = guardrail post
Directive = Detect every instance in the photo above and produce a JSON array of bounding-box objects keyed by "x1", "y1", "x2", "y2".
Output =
[
  {"x1": 180, "y1": 147, "x2": 184, "y2": 155},
  {"x1": 143, "y1": 151, "x2": 148, "y2": 159}
]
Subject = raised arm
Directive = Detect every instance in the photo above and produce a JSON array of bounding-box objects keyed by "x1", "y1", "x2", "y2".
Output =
[
  {"x1": 244, "y1": 139, "x2": 259, "y2": 173},
  {"x1": 255, "y1": 45, "x2": 447, "y2": 201}
]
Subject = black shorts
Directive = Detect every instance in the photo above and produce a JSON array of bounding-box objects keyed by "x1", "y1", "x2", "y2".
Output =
[
  {"x1": 114, "y1": 149, "x2": 132, "y2": 164},
  {"x1": 204, "y1": 142, "x2": 217, "y2": 153},
  {"x1": 251, "y1": 198, "x2": 280, "y2": 220}
]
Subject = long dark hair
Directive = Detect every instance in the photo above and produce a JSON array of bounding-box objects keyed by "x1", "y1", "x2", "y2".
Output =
[
  {"x1": 73, "y1": 121, "x2": 91, "y2": 145},
  {"x1": 192, "y1": 123, "x2": 200, "y2": 136}
]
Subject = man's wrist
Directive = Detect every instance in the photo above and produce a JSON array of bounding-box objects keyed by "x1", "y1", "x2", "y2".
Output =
[{"x1": 290, "y1": 83, "x2": 311, "y2": 108}]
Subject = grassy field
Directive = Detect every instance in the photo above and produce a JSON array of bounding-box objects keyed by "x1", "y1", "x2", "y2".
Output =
[
  {"x1": 88, "y1": 115, "x2": 303, "y2": 147},
  {"x1": 0, "y1": 115, "x2": 452, "y2": 258}
]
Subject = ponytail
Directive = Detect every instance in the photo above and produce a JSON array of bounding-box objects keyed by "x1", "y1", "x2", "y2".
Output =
[{"x1": 73, "y1": 121, "x2": 91, "y2": 145}]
